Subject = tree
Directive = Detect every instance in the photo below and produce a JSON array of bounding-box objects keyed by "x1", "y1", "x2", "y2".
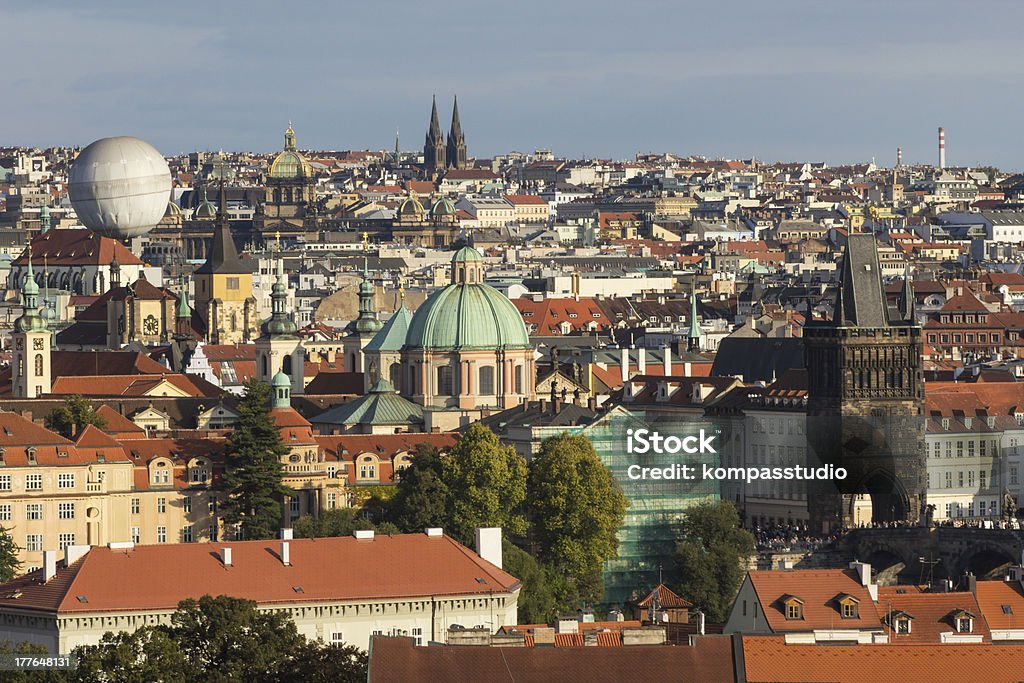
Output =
[
  {"x1": 0, "y1": 641, "x2": 70, "y2": 683},
  {"x1": 72, "y1": 628, "x2": 187, "y2": 683},
  {"x1": 274, "y1": 642, "x2": 367, "y2": 683},
  {"x1": 502, "y1": 540, "x2": 560, "y2": 624},
  {"x1": 0, "y1": 527, "x2": 21, "y2": 582},
  {"x1": 170, "y1": 595, "x2": 304, "y2": 681},
  {"x1": 218, "y1": 379, "x2": 293, "y2": 540},
  {"x1": 442, "y1": 424, "x2": 527, "y2": 544},
  {"x1": 673, "y1": 501, "x2": 754, "y2": 622},
  {"x1": 388, "y1": 443, "x2": 451, "y2": 533},
  {"x1": 526, "y1": 433, "x2": 627, "y2": 604},
  {"x1": 45, "y1": 395, "x2": 105, "y2": 439},
  {"x1": 293, "y1": 508, "x2": 375, "y2": 539}
]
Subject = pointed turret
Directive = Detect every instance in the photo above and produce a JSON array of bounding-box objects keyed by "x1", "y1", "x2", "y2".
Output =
[
  {"x1": 687, "y1": 286, "x2": 701, "y2": 352},
  {"x1": 261, "y1": 259, "x2": 299, "y2": 338},
  {"x1": 899, "y1": 263, "x2": 915, "y2": 322},
  {"x1": 424, "y1": 95, "x2": 446, "y2": 175},
  {"x1": 15, "y1": 247, "x2": 45, "y2": 333},
  {"x1": 195, "y1": 183, "x2": 248, "y2": 275},
  {"x1": 446, "y1": 95, "x2": 467, "y2": 170},
  {"x1": 12, "y1": 244, "x2": 51, "y2": 398}
]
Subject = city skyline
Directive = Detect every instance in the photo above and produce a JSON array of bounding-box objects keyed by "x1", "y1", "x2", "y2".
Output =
[{"x1": 4, "y1": 1, "x2": 1024, "y2": 168}]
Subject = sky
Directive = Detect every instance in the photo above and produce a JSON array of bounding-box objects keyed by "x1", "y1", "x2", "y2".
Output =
[{"x1": 4, "y1": 0, "x2": 1024, "y2": 169}]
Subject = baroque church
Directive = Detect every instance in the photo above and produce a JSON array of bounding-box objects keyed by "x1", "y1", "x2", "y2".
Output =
[{"x1": 423, "y1": 96, "x2": 468, "y2": 176}]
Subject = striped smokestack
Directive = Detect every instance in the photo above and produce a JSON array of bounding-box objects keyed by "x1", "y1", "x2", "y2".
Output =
[{"x1": 938, "y1": 127, "x2": 945, "y2": 170}]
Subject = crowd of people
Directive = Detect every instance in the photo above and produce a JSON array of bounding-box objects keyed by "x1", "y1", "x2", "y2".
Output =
[{"x1": 753, "y1": 523, "x2": 843, "y2": 552}]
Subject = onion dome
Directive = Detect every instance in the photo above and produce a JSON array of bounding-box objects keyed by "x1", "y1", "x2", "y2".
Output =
[
  {"x1": 261, "y1": 264, "x2": 299, "y2": 337},
  {"x1": 14, "y1": 254, "x2": 47, "y2": 334}
]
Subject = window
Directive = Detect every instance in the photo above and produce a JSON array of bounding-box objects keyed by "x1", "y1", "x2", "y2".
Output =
[
  {"x1": 227, "y1": 277, "x2": 240, "y2": 290},
  {"x1": 980, "y1": 471, "x2": 987, "y2": 489},
  {"x1": 290, "y1": 499, "x2": 300, "y2": 516},
  {"x1": 26, "y1": 474, "x2": 42, "y2": 491},
  {"x1": 58, "y1": 503, "x2": 75, "y2": 519},
  {"x1": 896, "y1": 617, "x2": 911, "y2": 634},
  {"x1": 956, "y1": 616, "x2": 973, "y2": 633},
  {"x1": 969, "y1": 471, "x2": 975, "y2": 488},
  {"x1": 1012, "y1": 467, "x2": 1019, "y2": 486},
  {"x1": 131, "y1": 498, "x2": 140, "y2": 515},
  {"x1": 0, "y1": 505, "x2": 10, "y2": 522},
  {"x1": 436, "y1": 366, "x2": 453, "y2": 396},
  {"x1": 330, "y1": 632, "x2": 345, "y2": 645},
  {"x1": 0, "y1": 475, "x2": 10, "y2": 491},
  {"x1": 945, "y1": 442, "x2": 952, "y2": 457},
  {"x1": 157, "y1": 526, "x2": 167, "y2": 544},
  {"x1": 958, "y1": 471, "x2": 964, "y2": 487},
  {"x1": 58, "y1": 473, "x2": 75, "y2": 489},
  {"x1": 327, "y1": 492, "x2": 337, "y2": 509},
  {"x1": 515, "y1": 365, "x2": 523, "y2": 394},
  {"x1": 840, "y1": 601, "x2": 859, "y2": 619},
  {"x1": 412, "y1": 627, "x2": 423, "y2": 646},
  {"x1": 957, "y1": 441, "x2": 963, "y2": 457},
  {"x1": 785, "y1": 601, "x2": 803, "y2": 620},
  {"x1": 34, "y1": 353, "x2": 43, "y2": 377},
  {"x1": 933, "y1": 442, "x2": 940, "y2": 458},
  {"x1": 945, "y1": 472, "x2": 952, "y2": 488},
  {"x1": 209, "y1": 498, "x2": 218, "y2": 514},
  {"x1": 131, "y1": 527, "x2": 140, "y2": 544},
  {"x1": 190, "y1": 467, "x2": 209, "y2": 483},
  {"x1": 27, "y1": 503, "x2": 43, "y2": 521},
  {"x1": 182, "y1": 496, "x2": 192, "y2": 514},
  {"x1": 58, "y1": 533, "x2": 75, "y2": 550},
  {"x1": 182, "y1": 525, "x2": 194, "y2": 543},
  {"x1": 478, "y1": 366, "x2": 495, "y2": 395},
  {"x1": 26, "y1": 535, "x2": 42, "y2": 552},
  {"x1": 157, "y1": 498, "x2": 166, "y2": 514}
]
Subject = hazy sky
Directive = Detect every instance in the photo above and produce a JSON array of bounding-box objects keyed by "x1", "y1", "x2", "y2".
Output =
[{"x1": 5, "y1": 0, "x2": 1024, "y2": 168}]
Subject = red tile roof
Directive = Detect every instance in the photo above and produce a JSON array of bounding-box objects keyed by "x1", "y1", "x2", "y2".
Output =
[
  {"x1": 0, "y1": 534, "x2": 518, "y2": 615},
  {"x1": 13, "y1": 229, "x2": 142, "y2": 266},
  {"x1": 974, "y1": 580, "x2": 1024, "y2": 630},
  {"x1": 748, "y1": 568, "x2": 881, "y2": 632},
  {"x1": 743, "y1": 635, "x2": 1024, "y2": 683},
  {"x1": 876, "y1": 589, "x2": 991, "y2": 643}
]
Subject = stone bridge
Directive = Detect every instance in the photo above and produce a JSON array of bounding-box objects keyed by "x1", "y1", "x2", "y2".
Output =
[{"x1": 840, "y1": 527, "x2": 1024, "y2": 584}]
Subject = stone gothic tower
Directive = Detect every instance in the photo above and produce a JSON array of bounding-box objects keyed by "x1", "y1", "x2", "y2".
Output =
[
  {"x1": 423, "y1": 96, "x2": 446, "y2": 176},
  {"x1": 446, "y1": 95, "x2": 467, "y2": 170},
  {"x1": 804, "y1": 234, "x2": 924, "y2": 532}
]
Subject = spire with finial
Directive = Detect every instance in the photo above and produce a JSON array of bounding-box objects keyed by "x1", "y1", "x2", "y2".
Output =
[
  {"x1": 14, "y1": 243, "x2": 46, "y2": 333},
  {"x1": 354, "y1": 231, "x2": 381, "y2": 335},
  {"x1": 446, "y1": 95, "x2": 467, "y2": 169},
  {"x1": 284, "y1": 121, "x2": 296, "y2": 151},
  {"x1": 899, "y1": 262, "x2": 915, "y2": 322},
  {"x1": 687, "y1": 284, "x2": 701, "y2": 351},
  {"x1": 424, "y1": 95, "x2": 446, "y2": 175}
]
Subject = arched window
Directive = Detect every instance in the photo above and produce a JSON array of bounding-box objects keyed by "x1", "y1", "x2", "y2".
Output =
[
  {"x1": 514, "y1": 365, "x2": 524, "y2": 394},
  {"x1": 479, "y1": 366, "x2": 495, "y2": 395},
  {"x1": 34, "y1": 354, "x2": 43, "y2": 377},
  {"x1": 390, "y1": 363, "x2": 402, "y2": 391},
  {"x1": 282, "y1": 355, "x2": 292, "y2": 376},
  {"x1": 230, "y1": 311, "x2": 238, "y2": 332},
  {"x1": 437, "y1": 366, "x2": 453, "y2": 396},
  {"x1": 273, "y1": 188, "x2": 281, "y2": 204},
  {"x1": 262, "y1": 355, "x2": 269, "y2": 377}
]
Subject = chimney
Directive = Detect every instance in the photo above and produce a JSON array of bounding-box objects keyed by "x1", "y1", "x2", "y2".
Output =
[
  {"x1": 425, "y1": 528, "x2": 443, "y2": 537},
  {"x1": 475, "y1": 527, "x2": 503, "y2": 569},
  {"x1": 220, "y1": 547, "x2": 232, "y2": 567},
  {"x1": 42, "y1": 550, "x2": 57, "y2": 582},
  {"x1": 620, "y1": 346, "x2": 629, "y2": 383},
  {"x1": 280, "y1": 541, "x2": 291, "y2": 566},
  {"x1": 684, "y1": 361, "x2": 692, "y2": 376},
  {"x1": 587, "y1": 396, "x2": 597, "y2": 411},
  {"x1": 281, "y1": 528, "x2": 293, "y2": 540},
  {"x1": 697, "y1": 611, "x2": 706, "y2": 636},
  {"x1": 353, "y1": 529, "x2": 375, "y2": 540},
  {"x1": 637, "y1": 347, "x2": 646, "y2": 375},
  {"x1": 65, "y1": 545, "x2": 90, "y2": 566},
  {"x1": 938, "y1": 126, "x2": 946, "y2": 170},
  {"x1": 663, "y1": 347, "x2": 672, "y2": 376},
  {"x1": 849, "y1": 560, "x2": 871, "y2": 587}
]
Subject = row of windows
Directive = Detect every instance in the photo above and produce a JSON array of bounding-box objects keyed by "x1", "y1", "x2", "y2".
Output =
[{"x1": 930, "y1": 439, "x2": 998, "y2": 458}]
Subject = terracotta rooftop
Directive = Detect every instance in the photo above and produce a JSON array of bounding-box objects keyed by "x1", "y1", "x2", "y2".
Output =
[
  {"x1": 13, "y1": 229, "x2": 142, "y2": 266},
  {"x1": 748, "y1": 568, "x2": 881, "y2": 633},
  {"x1": 742, "y1": 635, "x2": 1024, "y2": 683},
  {"x1": 0, "y1": 534, "x2": 518, "y2": 615}
]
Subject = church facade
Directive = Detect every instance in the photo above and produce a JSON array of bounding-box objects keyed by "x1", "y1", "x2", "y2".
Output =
[{"x1": 422, "y1": 96, "x2": 468, "y2": 177}]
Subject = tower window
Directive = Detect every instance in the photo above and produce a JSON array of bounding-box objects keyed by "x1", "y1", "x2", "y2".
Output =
[
  {"x1": 479, "y1": 366, "x2": 495, "y2": 395},
  {"x1": 437, "y1": 366, "x2": 453, "y2": 396},
  {"x1": 34, "y1": 354, "x2": 43, "y2": 377}
]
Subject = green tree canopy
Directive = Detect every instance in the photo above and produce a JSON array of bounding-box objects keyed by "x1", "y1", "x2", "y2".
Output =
[
  {"x1": 0, "y1": 527, "x2": 21, "y2": 582},
  {"x1": 526, "y1": 433, "x2": 627, "y2": 604},
  {"x1": 442, "y1": 424, "x2": 527, "y2": 544},
  {"x1": 218, "y1": 379, "x2": 293, "y2": 540},
  {"x1": 293, "y1": 507, "x2": 375, "y2": 539},
  {"x1": 673, "y1": 501, "x2": 754, "y2": 622},
  {"x1": 502, "y1": 539, "x2": 558, "y2": 624},
  {"x1": 388, "y1": 443, "x2": 451, "y2": 533},
  {"x1": 44, "y1": 395, "x2": 105, "y2": 439},
  {"x1": 275, "y1": 641, "x2": 368, "y2": 683},
  {"x1": 73, "y1": 628, "x2": 187, "y2": 683},
  {"x1": 170, "y1": 595, "x2": 304, "y2": 681}
]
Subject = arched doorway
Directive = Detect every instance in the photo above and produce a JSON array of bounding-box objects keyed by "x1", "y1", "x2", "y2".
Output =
[{"x1": 848, "y1": 470, "x2": 909, "y2": 525}]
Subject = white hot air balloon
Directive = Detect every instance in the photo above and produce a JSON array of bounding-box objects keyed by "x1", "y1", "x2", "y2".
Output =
[{"x1": 68, "y1": 136, "x2": 172, "y2": 239}]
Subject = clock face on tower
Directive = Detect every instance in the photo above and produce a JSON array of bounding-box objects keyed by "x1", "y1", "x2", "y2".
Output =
[
  {"x1": 32, "y1": 338, "x2": 44, "y2": 350},
  {"x1": 143, "y1": 315, "x2": 159, "y2": 336}
]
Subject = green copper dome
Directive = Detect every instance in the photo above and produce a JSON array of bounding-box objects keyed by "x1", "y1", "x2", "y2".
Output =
[{"x1": 405, "y1": 283, "x2": 530, "y2": 351}]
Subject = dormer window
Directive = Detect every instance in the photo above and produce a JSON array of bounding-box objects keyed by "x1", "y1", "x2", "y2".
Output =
[
  {"x1": 782, "y1": 595, "x2": 804, "y2": 620},
  {"x1": 837, "y1": 594, "x2": 860, "y2": 619},
  {"x1": 951, "y1": 610, "x2": 975, "y2": 633},
  {"x1": 26, "y1": 448, "x2": 36, "y2": 465}
]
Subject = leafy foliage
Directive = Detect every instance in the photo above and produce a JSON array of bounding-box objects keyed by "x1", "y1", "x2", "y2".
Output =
[
  {"x1": 502, "y1": 540, "x2": 557, "y2": 624},
  {"x1": 218, "y1": 379, "x2": 293, "y2": 540},
  {"x1": 67, "y1": 595, "x2": 368, "y2": 683},
  {"x1": 673, "y1": 501, "x2": 755, "y2": 622},
  {"x1": 388, "y1": 443, "x2": 451, "y2": 533},
  {"x1": 527, "y1": 433, "x2": 627, "y2": 604},
  {"x1": 442, "y1": 423, "x2": 527, "y2": 544},
  {"x1": 293, "y1": 508, "x2": 375, "y2": 539},
  {"x1": 44, "y1": 395, "x2": 106, "y2": 439},
  {"x1": 0, "y1": 527, "x2": 21, "y2": 583}
]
